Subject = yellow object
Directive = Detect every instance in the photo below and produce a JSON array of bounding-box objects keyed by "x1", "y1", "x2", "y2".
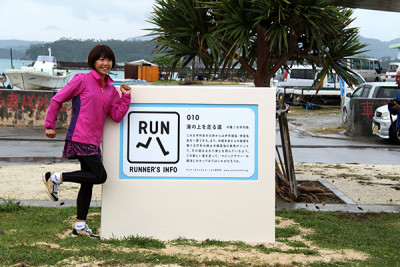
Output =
[{"x1": 138, "y1": 66, "x2": 159, "y2": 82}]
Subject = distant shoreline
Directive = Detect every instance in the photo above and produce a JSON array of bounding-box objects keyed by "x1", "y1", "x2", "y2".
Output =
[{"x1": 57, "y1": 61, "x2": 124, "y2": 70}]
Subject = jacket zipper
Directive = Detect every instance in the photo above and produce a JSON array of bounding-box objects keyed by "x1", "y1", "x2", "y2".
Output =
[{"x1": 93, "y1": 86, "x2": 103, "y2": 140}]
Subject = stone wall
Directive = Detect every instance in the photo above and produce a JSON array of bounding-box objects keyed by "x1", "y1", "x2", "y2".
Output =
[
  {"x1": 0, "y1": 89, "x2": 71, "y2": 128},
  {"x1": 346, "y1": 98, "x2": 389, "y2": 136}
]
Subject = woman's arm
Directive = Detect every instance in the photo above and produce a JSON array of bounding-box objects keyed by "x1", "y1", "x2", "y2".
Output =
[{"x1": 108, "y1": 83, "x2": 132, "y2": 123}]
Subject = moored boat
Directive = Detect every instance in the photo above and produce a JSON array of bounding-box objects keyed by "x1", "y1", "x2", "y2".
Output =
[
  {"x1": 0, "y1": 73, "x2": 7, "y2": 87},
  {"x1": 4, "y1": 48, "x2": 72, "y2": 90}
]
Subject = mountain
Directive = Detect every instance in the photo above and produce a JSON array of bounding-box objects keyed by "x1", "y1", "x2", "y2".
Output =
[
  {"x1": 0, "y1": 39, "x2": 46, "y2": 59},
  {"x1": 0, "y1": 39, "x2": 45, "y2": 49},
  {"x1": 358, "y1": 36, "x2": 400, "y2": 59},
  {"x1": 23, "y1": 39, "x2": 157, "y2": 62},
  {"x1": 0, "y1": 36, "x2": 399, "y2": 62},
  {"x1": 126, "y1": 36, "x2": 153, "y2": 41}
]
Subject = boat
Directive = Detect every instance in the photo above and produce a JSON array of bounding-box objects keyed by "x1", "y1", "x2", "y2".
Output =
[
  {"x1": 0, "y1": 73, "x2": 7, "y2": 88},
  {"x1": 4, "y1": 48, "x2": 72, "y2": 90}
]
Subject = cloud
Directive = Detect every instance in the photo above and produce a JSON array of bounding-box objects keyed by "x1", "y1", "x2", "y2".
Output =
[
  {"x1": 3, "y1": 1, "x2": 399, "y2": 43},
  {"x1": 351, "y1": 9, "x2": 400, "y2": 42},
  {"x1": 43, "y1": 25, "x2": 62, "y2": 31},
  {"x1": 2, "y1": 0, "x2": 156, "y2": 41}
]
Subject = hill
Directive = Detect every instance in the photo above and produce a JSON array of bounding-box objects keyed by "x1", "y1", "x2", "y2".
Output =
[
  {"x1": 0, "y1": 39, "x2": 45, "y2": 49},
  {"x1": 0, "y1": 38, "x2": 158, "y2": 62},
  {"x1": 0, "y1": 39, "x2": 46, "y2": 59},
  {"x1": 0, "y1": 36, "x2": 399, "y2": 63},
  {"x1": 358, "y1": 36, "x2": 400, "y2": 59}
]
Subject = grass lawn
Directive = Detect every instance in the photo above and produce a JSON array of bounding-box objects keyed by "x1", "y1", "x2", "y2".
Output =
[{"x1": 1, "y1": 200, "x2": 399, "y2": 266}]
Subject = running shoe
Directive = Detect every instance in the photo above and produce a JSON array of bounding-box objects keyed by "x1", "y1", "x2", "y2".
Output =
[
  {"x1": 42, "y1": 172, "x2": 59, "y2": 202},
  {"x1": 71, "y1": 225, "x2": 100, "y2": 238}
]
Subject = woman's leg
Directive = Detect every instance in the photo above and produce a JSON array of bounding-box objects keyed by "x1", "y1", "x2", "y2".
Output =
[
  {"x1": 62, "y1": 155, "x2": 107, "y2": 184},
  {"x1": 62, "y1": 155, "x2": 107, "y2": 228},
  {"x1": 76, "y1": 182, "x2": 93, "y2": 221}
]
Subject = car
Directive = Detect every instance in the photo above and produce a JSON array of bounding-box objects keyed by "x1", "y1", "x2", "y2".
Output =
[
  {"x1": 342, "y1": 82, "x2": 399, "y2": 123},
  {"x1": 372, "y1": 104, "x2": 400, "y2": 144},
  {"x1": 383, "y1": 62, "x2": 400, "y2": 82}
]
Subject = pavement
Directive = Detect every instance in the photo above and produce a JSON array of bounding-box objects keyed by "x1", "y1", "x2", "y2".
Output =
[
  {"x1": 1, "y1": 126, "x2": 399, "y2": 213},
  {"x1": 0, "y1": 127, "x2": 67, "y2": 163}
]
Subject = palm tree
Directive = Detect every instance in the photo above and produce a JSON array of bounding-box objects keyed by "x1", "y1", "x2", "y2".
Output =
[
  {"x1": 147, "y1": 0, "x2": 367, "y2": 199},
  {"x1": 147, "y1": 0, "x2": 218, "y2": 78},
  {"x1": 148, "y1": 0, "x2": 367, "y2": 87}
]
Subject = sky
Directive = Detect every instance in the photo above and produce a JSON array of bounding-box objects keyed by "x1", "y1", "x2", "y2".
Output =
[{"x1": 1, "y1": 0, "x2": 400, "y2": 43}]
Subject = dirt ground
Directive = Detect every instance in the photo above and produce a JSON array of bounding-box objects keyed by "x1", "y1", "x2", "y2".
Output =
[
  {"x1": 34, "y1": 215, "x2": 369, "y2": 266},
  {"x1": 286, "y1": 106, "x2": 345, "y2": 133},
  {"x1": 0, "y1": 162, "x2": 399, "y2": 205}
]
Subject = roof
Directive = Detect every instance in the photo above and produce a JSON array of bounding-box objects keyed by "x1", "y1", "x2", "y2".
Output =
[
  {"x1": 126, "y1": 59, "x2": 157, "y2": 66},
  {"x1": 389, "y1": 43, "x2": 400, "y2": 49},
  {"x1": 327, "y1": 0, "x2": 400, "y2": 12}
]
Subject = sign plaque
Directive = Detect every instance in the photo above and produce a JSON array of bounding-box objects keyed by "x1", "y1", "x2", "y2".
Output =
[{"x1": 101, "y1": 86, "x2": 275, "y2": 243}]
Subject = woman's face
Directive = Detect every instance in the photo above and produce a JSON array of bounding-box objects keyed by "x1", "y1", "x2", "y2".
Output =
[{"x1": 94, "y1": 56, "x2": 113, "y2": 79}]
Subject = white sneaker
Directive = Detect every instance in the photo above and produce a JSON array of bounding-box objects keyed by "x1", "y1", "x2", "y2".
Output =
[
  {"x1": 42, "y1": 172, "x2": 59, "y2": 202},
  {"x1": 71, "y1": 225, "x2": 99, "y2": 238}
]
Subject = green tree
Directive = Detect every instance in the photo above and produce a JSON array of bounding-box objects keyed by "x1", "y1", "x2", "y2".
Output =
[
  {"x1": 147, "y1": 0, "x2": 368, "y2": 199},
  {"x1": 25, "y1": 39, "x2": 157, "y2": 62},
  {"x1": 148, "y1": 0, "x2": 367, "y2": 87}
]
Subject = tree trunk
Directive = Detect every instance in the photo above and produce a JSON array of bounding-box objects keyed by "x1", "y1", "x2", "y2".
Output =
[
  {"x1": 276, "y1": 102, "x2": 299, "y2": 199},
  {"x1": 254, "y1": 76, "x2": 264, "y2": 87},
  {"x1": 254, "y1": 72, "x2": 274, "y2": 87}
]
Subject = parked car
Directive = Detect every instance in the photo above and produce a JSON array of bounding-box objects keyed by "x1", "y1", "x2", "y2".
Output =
[
  {"x1": 342, "y1": 82, "x2": 399, "y2": 123},
  {"x1": 383, "y1": 62, "x2": 400, "y2": 82},
  {"x1": 372, "y1": 104, "x2": 400, "y2": 144}
]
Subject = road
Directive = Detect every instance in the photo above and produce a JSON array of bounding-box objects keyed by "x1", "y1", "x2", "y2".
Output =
[
  {"x1": 0, "y1": 128, "x2": 67, "y2": 165},
  {"x1": 276, "y1": 124, "x2": 400, "y2": 164},
  {"x1": 0, "y1": 126, "x2": 399, "y2": 165}
]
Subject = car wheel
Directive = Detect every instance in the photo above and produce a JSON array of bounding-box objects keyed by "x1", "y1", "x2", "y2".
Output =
[{"x1": 389, "y1": 123, "x2": 400, "y2": 145}]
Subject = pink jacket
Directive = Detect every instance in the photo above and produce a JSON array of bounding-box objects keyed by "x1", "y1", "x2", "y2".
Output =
[{"x1": 45, "y1": 70, "x2": 131, "y2": 147}]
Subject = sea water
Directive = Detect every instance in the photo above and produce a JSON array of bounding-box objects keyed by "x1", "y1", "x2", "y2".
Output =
[{"x1": 0, "y1": 58, "x2": 125, "y2": 89}]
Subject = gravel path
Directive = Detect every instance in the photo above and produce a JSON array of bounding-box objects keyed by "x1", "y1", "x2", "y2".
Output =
[{"x1": 0, "y1": 162, "x2": 399, "y2": 205}]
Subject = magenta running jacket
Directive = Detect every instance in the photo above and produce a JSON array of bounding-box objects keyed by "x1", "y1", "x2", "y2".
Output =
[{"x1": 44, "y1": 70, "x2": 131, "y2": 147}]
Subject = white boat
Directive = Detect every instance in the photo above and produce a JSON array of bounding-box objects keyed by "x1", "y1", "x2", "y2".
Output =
[
  {"x1": 0, "y1": 73, "x2": 7, "y2": 85},
  {"x1": 4, "y1": 48, "x2": 72, "y2": 90}
]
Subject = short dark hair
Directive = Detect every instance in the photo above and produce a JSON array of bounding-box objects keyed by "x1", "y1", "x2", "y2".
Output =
[{"x1": 87, "y1": 45, "x2": 116, "y2": 69}]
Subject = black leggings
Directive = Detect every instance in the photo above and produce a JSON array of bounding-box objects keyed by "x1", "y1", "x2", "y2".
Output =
[{"x1": 62, "y1": 155, "x2": 107, "y2": 220}]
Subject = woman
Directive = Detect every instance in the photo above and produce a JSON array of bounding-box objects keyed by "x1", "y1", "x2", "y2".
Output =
[{"x1": 43, "y1": 45, "x2": 132, "y2": 238}]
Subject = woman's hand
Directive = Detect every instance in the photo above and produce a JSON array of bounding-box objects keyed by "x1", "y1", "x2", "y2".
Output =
[
  {"x1": 45, "y1": 129, "x2": 56, "y2": 139},
  {"x1": 120, "y1": 83, "x2": 132, "y2": 95}
]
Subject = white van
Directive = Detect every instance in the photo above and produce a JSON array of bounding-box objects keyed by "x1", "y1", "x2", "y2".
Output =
[
  {"x1": 342, "y1": 57, "x2": 382, "y2": 82},
  {"x1": 384, "y1": 62, "x2": 400, "y2": 82},
  {"x1": 276, "y1": 65, "x2": 317, "y2": 89}
]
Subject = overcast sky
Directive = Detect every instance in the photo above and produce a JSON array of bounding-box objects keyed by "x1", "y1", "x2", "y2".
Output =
[{"x1": 2, "y1": 0, "x2": 399, "y2": 43}]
